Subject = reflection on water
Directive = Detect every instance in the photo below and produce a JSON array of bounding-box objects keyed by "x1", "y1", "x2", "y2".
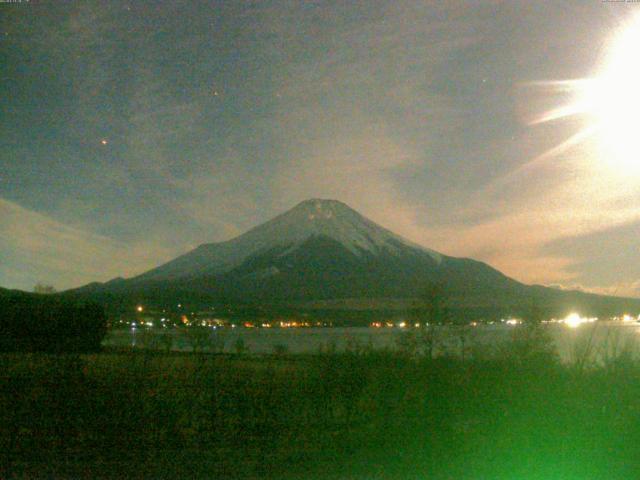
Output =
[{"x1": 103, "y1": 323, "x2": 640, "y2": 363}]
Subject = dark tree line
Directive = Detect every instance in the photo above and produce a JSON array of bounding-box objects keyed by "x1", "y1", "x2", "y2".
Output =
[{"x1": 0, "y1": 293, "x2": 106, "y2": 353}]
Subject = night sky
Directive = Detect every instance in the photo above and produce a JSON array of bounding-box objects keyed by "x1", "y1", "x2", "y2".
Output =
[{"x1": 2, "y1": 1, "x2": 640, "y2": 295}]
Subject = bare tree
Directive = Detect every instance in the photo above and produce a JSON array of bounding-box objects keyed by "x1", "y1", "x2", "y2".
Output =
[
  {"x1": 423, "y1": 283, "x2": 451, "y2": 326},
  {"x1": 415, "y1": 283, "x2": 451, "y2": 360},
  {"x1": 34, "y1": 283, "x2": 57, "y2": 294},
  {"x1": 183, "y1": 327, "x2": 212, "y2": 354}
]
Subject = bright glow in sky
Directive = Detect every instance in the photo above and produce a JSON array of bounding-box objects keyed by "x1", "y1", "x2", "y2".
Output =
[
  {"x1": 590, "y1": 13, "x2": 640, "y2": 175},
  {"x1": 2, "y1": 1, "x2": 640, "y2": 295},
  {"x1": 532, "y1": 12, "x2": 640, "y2": 175}
]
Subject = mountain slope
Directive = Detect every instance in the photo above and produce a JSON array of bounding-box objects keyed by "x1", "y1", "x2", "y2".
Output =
[
  {"x1": 70, "y1": 199, "x2": 640, "y2": 319},
  {"x1": 131, "y1": 199, "x2": 442, "y2": 282}
]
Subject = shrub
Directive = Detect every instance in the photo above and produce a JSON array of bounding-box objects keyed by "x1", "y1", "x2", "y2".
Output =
[
  {"x1": 0, "y1": 294, "x2": 106, "y2": 353},
  {"x1": 272, "y1": 343, "x2": 289, "y2": 356}
]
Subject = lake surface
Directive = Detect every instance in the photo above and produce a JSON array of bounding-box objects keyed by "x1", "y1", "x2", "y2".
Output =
[{"x1": 103, "y1": 322, "x2": 640, "y2": 363}]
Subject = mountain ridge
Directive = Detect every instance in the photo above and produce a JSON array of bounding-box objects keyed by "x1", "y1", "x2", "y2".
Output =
[
  {"x1": 131, "y1": 198, "x2": 443, "y2": 283},
  {"x1": 67, "y1": 199, "x2": 640, "y2": 320}
]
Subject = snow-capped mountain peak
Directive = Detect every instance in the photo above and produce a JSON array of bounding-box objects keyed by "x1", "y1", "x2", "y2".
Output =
[
  {"x1": 251, "y1": 199, "x2": 440, "y2": 259},
  {"x1": 133, "y1": 199, "x2": 441, "y2": 281}
]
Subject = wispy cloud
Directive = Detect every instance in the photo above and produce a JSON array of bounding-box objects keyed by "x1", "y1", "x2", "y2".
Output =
[
  {"x1": 0, "y1": 198, "x2": 175, "y2": 290},
  {"x1": 3, "y1": 0, "x2": 639, "y2": 296}
]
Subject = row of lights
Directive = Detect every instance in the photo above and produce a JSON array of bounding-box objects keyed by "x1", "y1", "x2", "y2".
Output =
[{"x1": 134, "y1": 305, "x2": 639, "y2": 331}]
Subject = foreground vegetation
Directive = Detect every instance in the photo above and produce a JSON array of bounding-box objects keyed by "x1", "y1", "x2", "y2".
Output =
[
  {"x1": 2, "y1": 326, "x2": 640, "y2": 479},
  {"x1": 0, "y1": 293, "x2": 106, "y2": 353}
]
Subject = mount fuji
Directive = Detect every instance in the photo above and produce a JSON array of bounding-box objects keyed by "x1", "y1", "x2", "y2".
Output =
[
  {"x1": 71, "y1": 199, "x2": 640, "y2": 319},
  {"x1": 135, "y1": 198, "x2": 445, "y2": 282}
]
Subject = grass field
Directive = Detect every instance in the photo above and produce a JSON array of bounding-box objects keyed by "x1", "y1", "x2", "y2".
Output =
[{"x1": 3, "y1": 327, "x2": 640, "y2": 479}]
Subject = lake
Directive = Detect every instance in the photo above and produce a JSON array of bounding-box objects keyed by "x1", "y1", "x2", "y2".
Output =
[{"x1": 103, "y1": 322, "x2": 640, "y2": 363}]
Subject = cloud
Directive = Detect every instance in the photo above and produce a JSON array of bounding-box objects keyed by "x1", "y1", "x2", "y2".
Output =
[
  {"x1": 586, "y1": 281, "x2": 640, "y2": 299},
  {"x1": 0, "y1": 198, "x2": 175, "y2": 291},
  {"x1": 4, "y1": 0, "x2": 640, "y2": 298},
  {"x1": 228, "y1": 0, "x2": 637, "y2": 294}
]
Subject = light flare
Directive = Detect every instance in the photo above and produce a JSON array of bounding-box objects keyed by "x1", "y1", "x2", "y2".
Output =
[
  {"x1": 563, "y1": 313, "x2": 597, "y2": 329},
  {"x1": 526, "y1": 13, "x2": 640, "y2": 175}
]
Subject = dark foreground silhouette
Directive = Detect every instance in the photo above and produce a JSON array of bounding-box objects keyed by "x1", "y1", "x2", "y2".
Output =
[
  {"x1": 0, "y1": 292, "x2": 106, "y2": 353},
  {"x1": 2, "y1": 328, "x2": 639, "y2": 479}
]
